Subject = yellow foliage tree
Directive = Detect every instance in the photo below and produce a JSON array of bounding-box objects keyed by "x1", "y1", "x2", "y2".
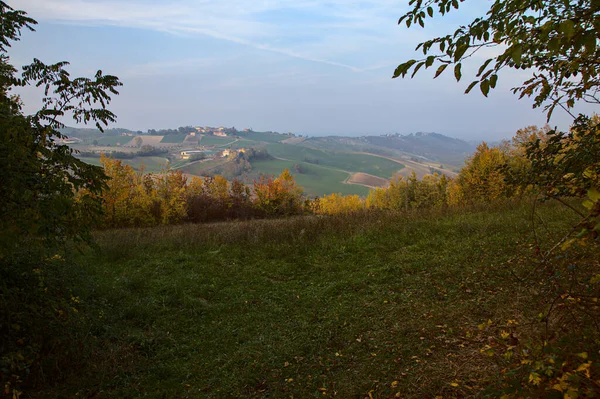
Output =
[
  {"x1": 317, "y1": 193, "x2": 365, "y2": 215},
  {"x1": 253, "y1": 169, "x2": 305, "y2": 216}
]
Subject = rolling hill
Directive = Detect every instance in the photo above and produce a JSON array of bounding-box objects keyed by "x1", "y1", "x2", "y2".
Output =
[{"x1": 61, "y1": 127, "x2": 475, "y2": 196}]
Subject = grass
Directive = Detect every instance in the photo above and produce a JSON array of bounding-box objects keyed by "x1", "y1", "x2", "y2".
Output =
[
  {"x1": 251, "y1": 159, "x2": 370, "y2": 197},
  {"x1": 266, "y1": 143, "x2": 404, "y2": 179},
  {"x1": 241, "y1": 131, "x2": 287, "y2": 143},
  {"x1": 37, "y1": 200, "x2": 592, "y2": 398},
  {"x1": 179, "y1": 158, "x2": 229, "y2": 176},
  {"x1": 160, "y1": 134, "x2": 188, "y2": 143},
  {"x1": 199, "y1": 135, "x2": 238, "y2": 147},
  {"x1": 77, "y1": 156, "x2": 169, "y2": 173},
  {"x1": 230, "y1": 138, "x2": 259, "y2": 149},
  {"x1": 96, "y1": 136, "x2": 129, "y2": 146}
]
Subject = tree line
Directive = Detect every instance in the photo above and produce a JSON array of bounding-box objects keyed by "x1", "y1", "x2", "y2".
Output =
[{"x1": 92, "y1": 123, "x2": 576, "y2": 228}]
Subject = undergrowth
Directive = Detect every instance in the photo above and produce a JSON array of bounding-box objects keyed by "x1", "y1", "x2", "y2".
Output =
[{"x1": 9, "y1": 199, "x2": 598, "y2": 398}]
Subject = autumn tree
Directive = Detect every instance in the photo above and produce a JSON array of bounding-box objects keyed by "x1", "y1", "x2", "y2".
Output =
[
  {"x1": 253, "y1": 169, "x2": 305, "y2": 217},
  {"x1": 317, "y1": 193, "x2": 365, "y2": 215},
  {"x1": 454, "y1": 142, "x2": 512, "y2": 203},
  {"x1": 395, "y1": 1, "x2": 600, "y2": 395},
  {"x1": 366, "y1": 172, "x2": 450, "y2": 211}
]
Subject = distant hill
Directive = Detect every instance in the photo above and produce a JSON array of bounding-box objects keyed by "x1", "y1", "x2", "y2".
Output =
[
  {"x1": 301, "y1": 132, "x2": 475, "y2": 167},
  {"x1": 61, "y1": 125, "x2": 476, "y2": 195}
]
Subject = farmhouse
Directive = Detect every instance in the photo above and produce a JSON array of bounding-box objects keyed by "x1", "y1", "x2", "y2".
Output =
[
  {"x1": 56, "y1": 137, "x2": 82, "y2": 145},
  {"x1": 180, "y1": 150, "x2": 207, "y2": 160}
]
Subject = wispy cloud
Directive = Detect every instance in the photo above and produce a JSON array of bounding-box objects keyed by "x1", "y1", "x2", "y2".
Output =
[{"x1": 18, "y1": 0, "x2": 409, "y2": 71}]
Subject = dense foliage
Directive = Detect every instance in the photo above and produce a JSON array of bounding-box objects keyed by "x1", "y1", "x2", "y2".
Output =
[{"x1": 0, "y1": 2, "x2": 121, "y2": 396}]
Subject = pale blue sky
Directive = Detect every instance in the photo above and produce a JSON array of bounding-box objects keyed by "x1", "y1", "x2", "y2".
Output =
[{"x1": 9, "y1": 0, "x2": 586, "y2": 140}]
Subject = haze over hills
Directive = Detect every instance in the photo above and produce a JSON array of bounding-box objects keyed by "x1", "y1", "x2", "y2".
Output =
[{"x1": 60, "y1": 125, "x2": 476, "y2": 196}]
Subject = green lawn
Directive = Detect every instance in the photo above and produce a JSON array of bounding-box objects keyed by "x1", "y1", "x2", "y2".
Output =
[
  {"x1": 160, "y1": 134, "x2": 188, "y2": 143},
  {"x1": 251, "y1": 159, "x2": 370, "y2": 197},
  {"x1": 40, "y1": 200, "x2": 595, "y2": 398},
  {"x1": 266, "y1": 143, "x2": 404, "y2": 179}
]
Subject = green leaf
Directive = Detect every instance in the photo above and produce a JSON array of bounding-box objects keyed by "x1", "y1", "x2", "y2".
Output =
[
  {"x1": 393, "y1": 60, "x2": 416, "y2": 78},
  {"x1": 454, "y1": 63, "x2": 462, "y2": 82},
  {"x1": 465, "y1": 80, "x2": 478, "y2": 94},
  {"x1": 477, "y1": 59, "x2": 493, "y2": 77},
  {"x1": 411, "y1": 62, "x2": 425, "y2": 78},
  {"x1": 489, "y1": 74, "x2": 498, "y2": 88},
  {"x1": 454, "y1": 44, "x2": 469, "y2": 62},
  {"x1": 427, "y1": 7, "x2": 433, "y2": 17},
  {"x1": 588, "y1": 188, "x2": 600, "y2": 202},
  {"x1": 434, "y1": 63, "x2": 448, "y2": 78},
  {"x1": 584, "y1": 33, "x2": 596, "y2": 54},
  {"x1": 480, "y1": 79, "x2": 490, "y2": 97},
  {"x1": 510, "y1": 45, "x2": 522, "y2": 65},
  {"x1": 425, "y1": 55, "x2": 435, "y2": 68},
  {"x1": 559, "y1": 20, "x2": 575, "y2": 37}
]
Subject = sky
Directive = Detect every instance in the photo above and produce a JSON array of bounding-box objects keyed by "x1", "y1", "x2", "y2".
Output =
[{"x1": 8, "y1": 0, "x2": 589, "y2": 141}]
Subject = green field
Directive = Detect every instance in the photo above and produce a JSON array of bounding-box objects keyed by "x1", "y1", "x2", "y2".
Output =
[
  {"x1": 241, "y1": 131, "x2": 287, "y2": 143},
  {"x1": 36, "y1": 200, "x2": 596, "y2": 398},
  {"x1": 160, "y1": 134, "x2": 188, "y2": 143},
  {"x1": 77, "y1": 156, "x2": 169, "y2": 173},
  {"x1": 96, "y1": 136, "x2": 129, "y2": 146},
  {"x1": 229, "y1": 138, "x2": 258, "y2": 149},
  {"x1": 251, "y1": 159, "x2": 370, "y2": 196},
  {"x1": 179, "y1": 158, "x2": 229, "y2": 176},
  {"x1": 266, "y1": 143, "x2": 404, "y2": 178},
  {"x1": 199, "y1": 135, "x2": 238, "y2": 146}
]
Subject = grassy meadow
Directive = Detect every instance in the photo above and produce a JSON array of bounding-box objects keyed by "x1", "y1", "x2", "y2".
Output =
[
  {"x1": 199, "y1": 135, "x2": 238, "y2": 147},
  {"x1": 77, "y1": 156, "x2": 170, "y2": 173},
  {"x1": 96, "y1": 136, "x2": 131, "y2": 146},
  {"x1": 266, "y1": 143, "x2": 404, "y2": 179},
  {"x1": 35, "y1": 199, "x2": 597, "y2": 398},
  {"x1": 250, "y1": 160, "x2": 370, "y2": 197}
]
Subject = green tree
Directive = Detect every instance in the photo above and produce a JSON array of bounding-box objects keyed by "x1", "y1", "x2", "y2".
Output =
[
  {"x1": 394, "y1": 0, "x2": 600, "y2": 118},
  {"x1": 0, "y1": 2, "x2": 121, "y2": 394},
  {"x1": 0, "y1": 2, "x2": 122, "y2": 258}
]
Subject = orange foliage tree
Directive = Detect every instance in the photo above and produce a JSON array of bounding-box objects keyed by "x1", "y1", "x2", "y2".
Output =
[{"x1": 253, "y1": 169, "x2": 305, "y2": 217}]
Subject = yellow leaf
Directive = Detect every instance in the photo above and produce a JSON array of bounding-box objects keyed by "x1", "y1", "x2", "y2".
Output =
[
  {"x1": 529, "y1": 372, "x2": 542, "y2": 386},
  {"x1": 450, "y1": 382, "x2": 459, "y2": 387},
  {"x1": 576, "y1": 352, "x2": 588, "y2": 360},
  {"x1": 500, "y1": 331, "x2": 510, "y2": 339},
  {"x1": 576, "y1": 362, "x2": 591, "y2": 378}
]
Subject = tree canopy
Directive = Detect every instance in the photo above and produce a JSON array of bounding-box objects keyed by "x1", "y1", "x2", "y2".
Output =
[
  {"x1": 0, "y1": 0, "x2": 122, "y2": 257},
  {"x1": 394, "y1": 0, "x2": 600, "y2": 119}
]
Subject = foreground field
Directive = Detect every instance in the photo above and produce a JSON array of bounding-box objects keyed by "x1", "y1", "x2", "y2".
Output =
[{"x1": 42, "y1": 201, "x2": 596, "y2": 398}]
